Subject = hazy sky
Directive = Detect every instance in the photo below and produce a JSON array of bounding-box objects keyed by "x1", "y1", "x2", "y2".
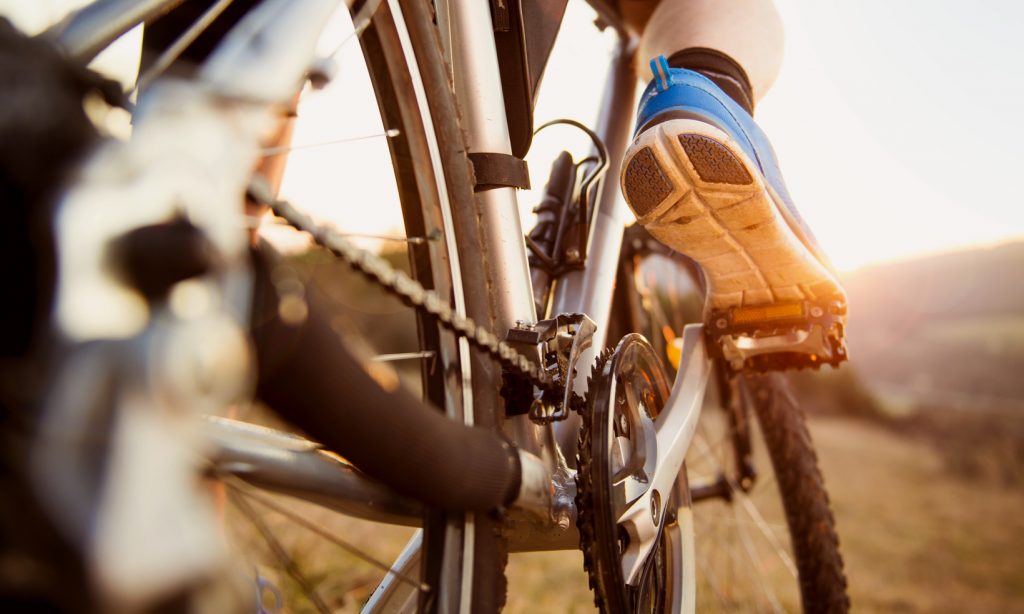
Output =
[
  {"x1": 757, "y1": 0, "x2": 1024, "y2": 269},
  {"x1": 522, "y1": 0, "x2": 1024, "y2": 270},
  {"x1": 6, "y1": 0, "x2": 1023, "y2": 271}
]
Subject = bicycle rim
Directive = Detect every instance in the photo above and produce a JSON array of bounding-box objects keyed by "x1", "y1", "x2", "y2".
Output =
[{"x1": 356, "y1": 0, "x2": 512, "y2": 610}]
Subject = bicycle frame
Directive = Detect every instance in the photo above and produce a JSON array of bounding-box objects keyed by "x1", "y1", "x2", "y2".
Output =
[{"x1": 49, "y1": 0, "x2": 714, "y2": 604}]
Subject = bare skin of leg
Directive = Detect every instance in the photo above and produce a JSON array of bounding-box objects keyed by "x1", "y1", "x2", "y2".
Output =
[{"x1": 637, "y1": 0, "x2": 785, "y2": 102}]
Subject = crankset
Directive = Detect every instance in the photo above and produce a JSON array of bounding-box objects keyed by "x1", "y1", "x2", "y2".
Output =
[{"x1": 576, "y1": 335, "x2": 688, "y2": 613}]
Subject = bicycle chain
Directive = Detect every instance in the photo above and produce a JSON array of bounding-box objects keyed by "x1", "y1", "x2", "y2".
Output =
[{"x1": 269, "y1": 198, "x2": 556, "y2": 391}]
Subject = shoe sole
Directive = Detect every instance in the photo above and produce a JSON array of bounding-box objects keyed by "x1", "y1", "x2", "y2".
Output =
[{"x1": 621, "y1": 119, "x2": 845, "y2": 314}]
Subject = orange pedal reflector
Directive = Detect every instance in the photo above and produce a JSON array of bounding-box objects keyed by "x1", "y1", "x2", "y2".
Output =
[{"x1": 731, "y1": 302, "x2": 805, "y2": 324}]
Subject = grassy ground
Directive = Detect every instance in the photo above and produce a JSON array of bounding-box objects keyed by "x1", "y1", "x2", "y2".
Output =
[
  {"x1": 505, "y1": 417, "x2": 1024, "y2": 613},
  {"x1": 810, "y1": 418, "x2": 1024, "y2": 613}
]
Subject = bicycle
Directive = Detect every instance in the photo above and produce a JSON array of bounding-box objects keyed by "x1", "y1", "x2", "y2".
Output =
[{"x1": 16, "y1": 0, "x2": 850, "y2": 611}]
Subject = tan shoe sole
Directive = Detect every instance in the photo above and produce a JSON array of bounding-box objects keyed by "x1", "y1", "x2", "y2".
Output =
[{"x1": 621, "y1": 119, "x2": 845, "y2": 314}]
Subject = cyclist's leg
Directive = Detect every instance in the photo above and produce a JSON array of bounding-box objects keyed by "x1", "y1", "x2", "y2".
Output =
[
  {"x1": 621, "y1": 0, "x2": 848, "y2": 370},
  {"x1": 637, "y1": 0, "x2": 783, "y2": 106}
]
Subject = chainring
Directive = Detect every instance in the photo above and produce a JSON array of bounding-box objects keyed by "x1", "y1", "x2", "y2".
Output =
[{"x1": 576, "y1": 334, "x2": 687, "y2": 613}]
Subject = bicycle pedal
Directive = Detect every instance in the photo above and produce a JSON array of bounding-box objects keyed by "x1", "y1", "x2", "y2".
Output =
[{"x1": 707, "y1": 300, "x2": 847, "y2": 372}]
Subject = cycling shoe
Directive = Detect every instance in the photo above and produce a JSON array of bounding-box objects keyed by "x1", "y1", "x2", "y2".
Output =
[{"x1": 621, "y1": 56, "x2": 848, "y2": 371}]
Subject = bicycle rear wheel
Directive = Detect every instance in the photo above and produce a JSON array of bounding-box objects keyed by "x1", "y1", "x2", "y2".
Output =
[{"x1": 44, "y1": 0, "x2": 508, "y2": 610}]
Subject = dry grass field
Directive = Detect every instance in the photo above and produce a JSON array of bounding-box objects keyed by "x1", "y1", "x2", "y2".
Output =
[
  {"x1": 230, "y1": 413, "x2": 1024, "y2": 613},
  {"x1": 503, "y1": 416, "x2": 1024, "y2": 613}
]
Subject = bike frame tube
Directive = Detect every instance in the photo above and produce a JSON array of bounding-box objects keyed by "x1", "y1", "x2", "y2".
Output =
[
  {"x1": 552, "y1": 35, "x2": 638, "y2": 455},
  {"x1": 435, "y1": 13, "x2": 567, "y2": 597},
  {"x1": 46, "y1": 0, "x2": 185, "y2": 63},
  {"x1": 442, "y1": 0, "x2": 538, "y2": 333},
  {"x1": 205, "y1": 417, "x2": 423, "y2": 526},
  {"x1": 435, "y1": 1, "x2": 546, "y2": 608}
]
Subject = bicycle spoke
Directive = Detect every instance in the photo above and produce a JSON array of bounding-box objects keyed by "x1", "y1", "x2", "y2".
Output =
[
  {"x1": 229, "y1": 485, "x2": 334, "y2": 614},
  {"x1": 372, "y1": 351, "x2": 435, "y2": 362},
  {"x1": 696, "y1": 433, "x2": 798, "y2": 609},
  {"x1": 260, "y1": 128, "x2": 399, "y2": 156},
  {"x1": 694, "y1": 432, "x2": 798, "y2": 586},
  {"x1": 699, "y1": 513, "x2": 788, "y2": 533},
  {"x1": 695, "y1": 428, "x2": 733, "y2": 462},
  {"x1": 689, "y1": 428, "x2": 732, "y2": 486},
  {"x1": 324, "y1": 232, "x2": 427, "y2": 244},
  {"x1": 710, "y1": 525, "x2": 772, "y2": 613},
  {"x1": 223, "y1": 476, "x2": 431, "y2": 594},
  {"x1": 748, "y1": 470, "x2": 778, "y2": 498},
  {"x1": 732, "y1": 502, "x2": 787, "y2": 613},
  {"x1": 324, "y1": 0, "x2": 389, "y2": 61},
  {"x1": 696, "y1": 555, "x2": 731, "y2": 610},
  {"x1": 733, "y1": 490, "x2": 797, "y2": 577},
  {"x1": 134, "y1": 0, "x2": 236, "y2": 94},
  {"x1": 695, "y1": 417, "x2": 785, "y2": 611}
]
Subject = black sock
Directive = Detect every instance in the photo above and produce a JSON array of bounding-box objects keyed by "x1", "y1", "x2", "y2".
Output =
[{"x1": 667, "y1": 48, "x2": 755, "y2": 114}]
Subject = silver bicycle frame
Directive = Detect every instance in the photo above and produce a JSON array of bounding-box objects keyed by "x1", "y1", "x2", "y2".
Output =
[
  {"x1": 431, "y1": 0, "x2": 713, "y2": 572},
  {"x1": 49, "y1": 0, "x2": 713, "y2": 604}
]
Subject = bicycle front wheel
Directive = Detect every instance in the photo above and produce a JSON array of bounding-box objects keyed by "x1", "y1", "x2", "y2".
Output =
[
  {"x1": 619, "y1": 244, "x2": 849, "y2": 612},
  {"x1": 687, "y1": 373, "x2": 850, "y2": 613}
]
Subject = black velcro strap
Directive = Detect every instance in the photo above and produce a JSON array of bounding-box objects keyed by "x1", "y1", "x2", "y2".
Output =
[{"x1": 469, "y1": 152, "x2": 531, "y2": 192}]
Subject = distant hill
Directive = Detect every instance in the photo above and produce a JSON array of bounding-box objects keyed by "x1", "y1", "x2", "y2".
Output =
[
  {"x1": 840, "y1": 241, "x2": 1024, "y2": 408},
  {"x1": 844, "y1": 241, "x2": 1024, "y2": 322}
]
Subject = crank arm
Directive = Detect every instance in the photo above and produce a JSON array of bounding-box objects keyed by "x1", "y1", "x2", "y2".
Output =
[{"x1": 616, "y1": 324, "x2": 712, "y2": 585}]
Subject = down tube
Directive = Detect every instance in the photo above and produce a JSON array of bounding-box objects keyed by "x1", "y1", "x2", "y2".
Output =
[{"x1": 552, "y1": 38, "x2": 638, "y2": 454}]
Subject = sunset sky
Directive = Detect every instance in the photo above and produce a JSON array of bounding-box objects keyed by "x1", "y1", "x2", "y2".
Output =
[
  {"x1": 282, "y1": 0, "x2": 1024, "y2": 272},
  {"x1": 6, "y1": 0, "x2": 1023, "y2": 272},
  {"x1": 756, "y1": 0, "x2": 1024, "y2": 270}
]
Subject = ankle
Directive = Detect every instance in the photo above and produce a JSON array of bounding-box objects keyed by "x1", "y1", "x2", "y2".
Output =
[{"x1": 666, "y1": 48, "x2": 755, "y2": 114}]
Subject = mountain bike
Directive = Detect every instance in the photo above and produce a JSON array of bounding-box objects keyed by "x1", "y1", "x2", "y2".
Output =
[{"x1": 23, "y1": 0, "x2": 849, "y2": 611}]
